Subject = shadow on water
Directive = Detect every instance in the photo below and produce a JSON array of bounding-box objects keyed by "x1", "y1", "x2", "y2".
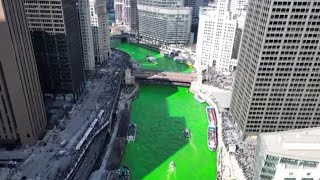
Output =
[{"x1": 121, "y1": 84, "x2": 189, "y2": 180}]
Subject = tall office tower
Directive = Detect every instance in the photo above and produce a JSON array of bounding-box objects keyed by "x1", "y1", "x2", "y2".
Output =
[
  {"x1": 184, "y1": 0, "x2": 208, "y2": 42},
  {"x1": 24, "y1": 0, "x2": 85, "y2": 101},
  {"x1": 79, "y1": 0, "x2": 95, "y2": 73},
  {"x1": 231, "y1": 0, "x2": 320, "y2": 139},
  {"x1": 0, "y1": 0, "x2": 47, "y2": 145},
  {"x1": 230, "y1": 0, "x2": 248, "y2": 17},
  {"x1": 196, "y1": 2, "x2": 237, "y2": 72},
  {"x1": 90, "y1": 0, "x2": 111, "y2": 63},
  {"x1": 114, "y1": 0, "x2": 124, "y2": 23},
  {"x1": 138, "y1": 0, "x2": 192, "y2": 47},
  {"x1": 231, "y1": 12, "x2": 246, "y2": 60},
  {"x1": 123, "y1": 0, "x2": 138, "y2": 34}
]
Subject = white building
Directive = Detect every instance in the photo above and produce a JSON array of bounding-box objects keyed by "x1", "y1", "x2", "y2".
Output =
[
  {"x1": 90, "y1": 0, "x2": 110, "y2": 63},
  {"x1": 254, "y1": 127, "x2": 320, "y2": 180},
  {"x1": 196, "y1": 1, "x2": 237, "y2": 72},
  {"x1": 79, "y1": 0, "x2": 95, "y2": 72},
  {"x1": 138, "y1": 0, "x2": 192, "y2": 47},
  {"x1": 230, "y1": 0, "x2": 248, "y2": 17},
  {"x1": 230, "y1": 0, "x2": 320, "y2": 139}
]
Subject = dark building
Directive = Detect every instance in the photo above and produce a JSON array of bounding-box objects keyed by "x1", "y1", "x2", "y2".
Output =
[
  {"x1": 24, "y1": 0, "x2": 85, "y2": 101},
  {"x1": 0, "y1": 0, "x2": 47, "y2": 145}
]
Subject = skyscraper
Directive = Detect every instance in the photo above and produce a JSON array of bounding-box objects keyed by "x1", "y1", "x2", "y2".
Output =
[
  {"x1": 24, "y1": 0, "x2": 85, "y2": 101},
  {"x1": 196, "y1": 1, "x2": 237, "y2": 71},
  {"x1": 90, "y1": 0, "x2": 111, "y2": 63},
  {"x1": 0, "y1": 0, "x2": 47, "y2": 145},
  {"x1": 138, "y1": 0, "x2": 192, "y2": 47},
  {"x1": 230, "y1": 0, "x2": 320, "y2": 139},
  {"x1": 79, "y1": 0, "x2": 95, "y2": 74},
  {"x1": 184, "y1": 0, "x2": 208, "y2": 42},
  {"x1": 123, "y1": 0, "x2": 138, "y2": 34}
]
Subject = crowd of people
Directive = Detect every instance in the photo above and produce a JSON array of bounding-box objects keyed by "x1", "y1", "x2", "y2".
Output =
[{"x1": 221, "y1": 112, "x2": 256, "y2": 180}]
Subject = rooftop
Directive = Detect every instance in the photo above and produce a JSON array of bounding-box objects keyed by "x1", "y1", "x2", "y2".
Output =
[{"x1": 260, "y1": 127, "x2": 320, "y2": 161}]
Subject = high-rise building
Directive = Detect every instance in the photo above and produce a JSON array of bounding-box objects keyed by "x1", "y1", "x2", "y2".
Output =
[
  {"x1": 114, "y1": 0, "x2": 124, "y2": 23},
  {"x1": 79, "y1": 0, "x2": 95, "y2": 73},
  {"x1": 138, "y1": 0, "x2": 192, "y2": 47},
  {"x1": 254, "y1": 128, "x2": 320, "y2": 179},
  {"x1": 231, "y1": 12, "x2": 246, "y2": 60},
  {"x1": 0, "y1": 0, "x2": 47, "y2": 145},
  {"x1": 114, "y1": 0, "x2": 138, "y2": 34},
  {"x1": 196, "y1": 1, "x2": 237, "y2": 72},
  {"x1": 24, "y1": 0, "x2": 85, "y2": 101},
  {"x1": 230, "y1": 0, "x2": 320, "y2": 139},
  {"x1": 184, "y1": 0, "x2": 208, "y2": 42},
  {"x1": 230, "y1": 0, "x2": 248, "y2": 17},
  {"x1": 90, "y1": 0, "x2": 110, "y2": 63},
  {"x1": 123, "y1": 0, "x2": 138, "y2": 34}
]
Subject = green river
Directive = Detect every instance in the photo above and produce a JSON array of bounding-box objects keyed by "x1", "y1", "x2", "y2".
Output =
[
  {"x1": 115, "y1": 42, "x2": 217, "y2": 180},
  {"x1": 114, "y1": 42, "x2": 194, "y2": 73}
]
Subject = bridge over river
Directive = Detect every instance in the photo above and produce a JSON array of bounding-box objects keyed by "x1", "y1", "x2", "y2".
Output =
[{"x1": 132, "y1": 70, "x2": 198, "y2": 86}]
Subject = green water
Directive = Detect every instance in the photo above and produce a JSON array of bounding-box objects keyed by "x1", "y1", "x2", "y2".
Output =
[
  {"x1": 121, "y1": 85, "x2": 217, "y2": 180},
  {"x1": 113, "y1": 42, "x2": 194, "y2": 73}
]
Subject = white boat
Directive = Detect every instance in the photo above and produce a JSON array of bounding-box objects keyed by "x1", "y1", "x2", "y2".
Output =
[
  {"x1": 146, "y1": 56, "x2": 156, "y2": 63},
  {"x1": 169, "y1": 161, "x2": 175, "y2": 170},
  {"x1": 194, "y1": 94, "x2": 205, "y2": 103}
]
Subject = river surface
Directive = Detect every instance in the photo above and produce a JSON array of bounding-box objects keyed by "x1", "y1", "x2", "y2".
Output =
[
  {"x1": 113, "y1": 42, "x2": 194, "y2": 73},
  {"x1": 121, "y1": 85, "x2": 217, "y2": 180}
]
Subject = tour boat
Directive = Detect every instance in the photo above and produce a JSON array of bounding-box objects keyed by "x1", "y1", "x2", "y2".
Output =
[
  {"x1": 194, "y1": 94, "x2": 205, "y2": 103},
  {"x1": 185, "y1": 128, "x2": 191, "y2": 138},
  {"x1": 127, "y1": 124, "x2": 137, "y2": 142},
  {"x1": 208, "y1": 124, "x2": 217, "y2": 151},
  {"x1": 206, "y1": 106, "x2": 217, "y2": 125}
]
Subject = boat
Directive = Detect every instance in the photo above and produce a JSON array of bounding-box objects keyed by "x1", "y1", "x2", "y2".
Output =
[
  {"x1": 169, "y1": 161, "x2": 175, "y2": 170},
  {"x1": 127, "y1": 124, "x2": 137, "y2": 142},
  {"x1": 185, "y1": 128, "x2": 191, "y2": 138},
  {"x1": 146, "y1": 55, "x2": 156, "y2": 63},
  {"x1": 116, "y1": 165, "x2": 130, "y2": 180},
  {"x1": 194, "y1": 94, "x2": 205, "y2": 103},
  {"x1": 206, "y1": 106, "x2": 217, "y2": 125},
  {"x1": 208, "y1": 124, "x2": 217, "y2": 151}
]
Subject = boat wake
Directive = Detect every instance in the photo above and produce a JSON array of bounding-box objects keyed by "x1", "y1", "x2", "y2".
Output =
[{"x1": 167, "y1": 166, "x2": 176, "y2": 180}]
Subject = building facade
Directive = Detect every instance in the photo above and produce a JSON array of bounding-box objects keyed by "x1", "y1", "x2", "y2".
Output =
[
  {"x1": 196, "y1": 2, "x2": 236, "y2": 72},
  {"x1": 123, "y1": 0, "x2": 138, "y2": 34},
  {"x1": 230, "y1": 0, "x2": 320, "y2": 138},
  {"x1": 90, "y1": 0, "x2": 110, "y2": 63},
  {"x1": 138, "y1": 0, "x2": 192, "y2": 47},
  {"x1": 254, "y1": 128, "x2": 320, "y2": 179},
  {"x1": 114, "y1": 0, "x2": 124, "y2": 23},
  {"x1": 79, "y1": 0, "x2": 95, "y2": 72},
  {"x1": 184, "y1": 0, "x2": 208, "y2": 42},
  {"x1": 231, "y1": 12, "x2": 246, "y2": 60},
  {"x1": 230, "y1": 0, "x2": 248, "y2": 17},
  {"x1": 0, "y1": 0, "x2": 47, "y2": 145},
  {"x1": 24, "y1": 0, "x2": 85, "y2": 101}
]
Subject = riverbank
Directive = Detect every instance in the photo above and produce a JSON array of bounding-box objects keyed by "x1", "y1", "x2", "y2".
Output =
[{"x1": 121, "y1": 84, "x2": 217, "y2": 180}]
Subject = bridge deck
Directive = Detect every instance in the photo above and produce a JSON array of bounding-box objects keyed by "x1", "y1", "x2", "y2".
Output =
[{"x1": 132, "y1": 70, "x2": 197, "y2": 83}]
